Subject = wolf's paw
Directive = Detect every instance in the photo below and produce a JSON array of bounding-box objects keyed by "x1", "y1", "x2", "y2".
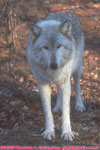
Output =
[
  {"x1": 53, "y1": 106, "x2": 61, "y2": 113},
  {"x1": 61, "y1": 131, "x2": 74, "y2": 141},
  {"x1": 75, "y1": 103, "x2": 85, "y2": 112},
  {"x1": 41, "y1": 129, "x2": 55, "y2": 140}
]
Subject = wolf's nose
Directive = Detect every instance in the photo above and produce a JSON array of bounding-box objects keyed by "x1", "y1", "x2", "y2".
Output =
[{"x1": 50, "y1": 63, "x2": 58, "y2": 70}]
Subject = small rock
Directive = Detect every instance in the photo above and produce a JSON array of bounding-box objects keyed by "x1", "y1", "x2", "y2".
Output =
[
  {"x1": 83, "y1": 126, "x2": 89, "y2": 131},
  {"x1": 73, "y1": 131, "x2": 79, "y2": 136},
  {"x1": 22, "y1": 105, "x2": 29, "y2": 111}
]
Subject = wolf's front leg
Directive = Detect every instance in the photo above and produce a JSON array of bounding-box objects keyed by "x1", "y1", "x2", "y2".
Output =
[
  {"x1": 57, "y1": 79, "x2": 74, "y2": 141},
  {"x1": 38, "y1": 84, "x2": 55, "y2": 140}
]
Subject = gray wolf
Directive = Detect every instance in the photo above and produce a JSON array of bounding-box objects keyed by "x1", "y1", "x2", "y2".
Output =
[{"x1": 27, "y1": 12, "x2": 85, "y2": 141}]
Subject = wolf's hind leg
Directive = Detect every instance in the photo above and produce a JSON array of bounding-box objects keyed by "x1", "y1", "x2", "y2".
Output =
[
  {"x1": 53, "y1": 97, "x2": 62, "y2": 113},
  {"x1": 73, "y1": 72, "x2": 85, "y2": 112},
  {"x1": 53, "y1": 87, "x2": 62, "y2": 113}
]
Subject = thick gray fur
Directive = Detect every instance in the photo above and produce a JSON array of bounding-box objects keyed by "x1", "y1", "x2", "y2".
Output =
[{"x1": 27, "y1": 12, "x2": 85, "y2": 141}]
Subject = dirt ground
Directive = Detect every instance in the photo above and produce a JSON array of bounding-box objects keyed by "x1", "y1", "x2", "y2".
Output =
[{"x1": 0, "y1": 0, "x2": 100, "y2": 148}]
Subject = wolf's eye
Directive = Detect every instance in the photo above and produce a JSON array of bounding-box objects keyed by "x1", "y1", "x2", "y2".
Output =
[
  {"x1": 43, "y1": 46, "x2": 49, "y2": 50},
  {"x1": 57, "y1": 44, "x2": 62, "y2": 49}
]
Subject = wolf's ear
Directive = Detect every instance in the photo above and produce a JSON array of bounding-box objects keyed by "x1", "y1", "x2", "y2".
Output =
[
  {"x1": 60, "y1": 20, "x2": 72, "y2": 37},
  {"x1": 29, "y1": 24, "x2": 41, "y2": 41}
]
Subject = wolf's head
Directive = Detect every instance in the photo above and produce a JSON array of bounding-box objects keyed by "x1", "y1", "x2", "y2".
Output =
[{"x1": 29, "y1": 20, "x2": 75, "y2": 70}]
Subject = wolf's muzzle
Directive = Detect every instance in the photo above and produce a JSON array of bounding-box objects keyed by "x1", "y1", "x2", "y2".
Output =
[{"x1": 50, "y1": 63, "x2": 58, "y2": 70}]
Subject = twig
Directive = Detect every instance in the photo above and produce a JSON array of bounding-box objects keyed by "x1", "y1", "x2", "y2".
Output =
[{"x1": 0, "y1": 0, "x2": 8, "y2": 18}]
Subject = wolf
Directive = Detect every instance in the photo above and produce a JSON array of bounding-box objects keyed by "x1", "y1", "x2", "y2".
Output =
[{"x1": 27, "y1": 12, "x2": 85, "y2": 141}]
